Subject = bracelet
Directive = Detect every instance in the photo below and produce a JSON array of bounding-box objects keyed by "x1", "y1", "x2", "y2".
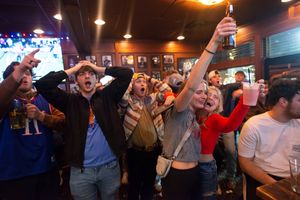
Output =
[
  {"x1": 204, "y1": 48, "x2": 215, "y2": 55},
  {"x1": 187, "y1": 87, "x2": 196, "y2": 93}
]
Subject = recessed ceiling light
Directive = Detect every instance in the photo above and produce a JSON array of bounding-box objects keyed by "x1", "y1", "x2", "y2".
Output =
[
  {"x1": 281, "y1": 0, "x2": 292, "y2": 2},
  {"x1": 33, "y1": 29, "x2": 44, "y2": 34},
  {"x1": 123, "y1": 34, "x2": 132, "y2": 39},
  {"x1": 177, "y1": 35, "x2": 185, "y2": 40},
  {"x1": 94, "y1": 19, "x2": 106, "y2": 25},
  {"x1": 53, "y1": 14, "x2": 62, "y2": 20},
  {"x1": 197, "y1": 0, "x2": 224, "y2": 5}
]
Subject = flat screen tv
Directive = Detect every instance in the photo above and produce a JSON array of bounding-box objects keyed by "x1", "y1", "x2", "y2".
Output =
[{"x1": 0, "y1": 37, "x2": 64, "y2": 82}]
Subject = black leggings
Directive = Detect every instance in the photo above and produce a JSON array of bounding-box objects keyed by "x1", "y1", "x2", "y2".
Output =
[{"x1": 162, "y1": 165, "x2": 201, "y2": 200}]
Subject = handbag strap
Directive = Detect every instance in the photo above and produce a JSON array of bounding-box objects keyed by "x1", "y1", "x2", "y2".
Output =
[{"x1": 171, "y1": 123, "x2": 194, "y2": 159}]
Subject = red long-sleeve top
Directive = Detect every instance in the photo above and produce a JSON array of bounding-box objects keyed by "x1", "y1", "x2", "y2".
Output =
[{"x1": 200, "y1": 96, "x2": 249, "y2": 154}]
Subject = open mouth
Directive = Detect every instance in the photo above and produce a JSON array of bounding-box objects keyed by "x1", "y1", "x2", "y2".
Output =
[
  {"x1": 85, "y1": 81, "x2": 91, "y2": 87},
  {"x1": 205, "y1": 101, "x2": 214, "y2": 108},
  {"x1": 141, "y1": 88, "x2": 145, "y2": 92}
]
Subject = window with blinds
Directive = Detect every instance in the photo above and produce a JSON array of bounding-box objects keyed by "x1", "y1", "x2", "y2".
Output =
[
  {"x1": 211, "y1": 41, "x2": 254, "y2": 64},
  {"x1": 265, "y1": 27, "x2": 300, "y2": 58}
]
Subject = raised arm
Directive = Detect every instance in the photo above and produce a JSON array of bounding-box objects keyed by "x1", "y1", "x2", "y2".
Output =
[
  {"x1": 175, "y1": 17, "x2": 236, "y2": 112},
  {"x1": 217, "y1": 96, "x2": 249, "y2": 132},
  {"x1": 0, "y1": 49, "x2": 41, "y2": 118}
]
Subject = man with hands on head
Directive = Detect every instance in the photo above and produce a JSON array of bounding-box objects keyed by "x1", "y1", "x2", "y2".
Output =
[
  {"x1": 0, "y1": 49, "x2": 65, "y2": 200},
  {"x1": 35, "y1": 60, "x2": 133, "y2": 200}
]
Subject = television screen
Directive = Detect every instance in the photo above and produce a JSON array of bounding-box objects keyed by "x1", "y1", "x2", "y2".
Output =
[{"x1": 0, "y1": 37, "x2": 64, "y2": 82}]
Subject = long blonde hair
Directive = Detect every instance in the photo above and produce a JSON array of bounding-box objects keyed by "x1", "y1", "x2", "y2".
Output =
[{"x1": 208, "y1": 86, "x2": 223, "y2": 113}]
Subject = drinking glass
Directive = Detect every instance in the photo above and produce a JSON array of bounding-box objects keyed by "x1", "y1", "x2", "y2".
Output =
[
  {"x1": 289, "y1": 158, "x2": 300, "y2": 194},
  {"x1": 9, "y1": 99, "x2": 26, "y2": 130}
]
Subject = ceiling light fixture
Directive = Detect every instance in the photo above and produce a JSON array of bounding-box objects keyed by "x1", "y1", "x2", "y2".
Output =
[
  {"x1": 94, "y1": 19, "x2": 106, "y2": 25},
  {"x1": 177, "y1": 35, "x2": 185, "y2": 40},
  {"x1": 281, "y1": 0, "x2": 292, "y2": 2},
  {"x1": 53, "y1": 14, "x2": 62, "y2": 20},
  {"x1": 123, "y1": 34, "x2": 132, "y2": 39},
  {"x1": 33, "y1": 29, "x2": 44, "y2": 34},
  {"x1": 197, "y1": 0, "x2": 224, "y2": 5}
]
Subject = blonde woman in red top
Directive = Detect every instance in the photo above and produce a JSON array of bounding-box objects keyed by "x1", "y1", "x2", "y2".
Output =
[{"x1": 197, "y1": 86, "x2": 250, "y2": 200}]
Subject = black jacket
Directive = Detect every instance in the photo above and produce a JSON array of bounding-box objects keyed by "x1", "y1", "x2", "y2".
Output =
[{"x1": 35, "y1": 67, "x2": 133, "y2": 167}]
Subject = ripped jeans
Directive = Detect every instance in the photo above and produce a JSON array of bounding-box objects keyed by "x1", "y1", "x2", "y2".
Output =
[{"x1": 198, "y1": 159, "x2": 217, "y2": 200}]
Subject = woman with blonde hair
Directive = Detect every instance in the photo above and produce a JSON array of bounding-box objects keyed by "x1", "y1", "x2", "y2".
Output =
[
  {"x1": 161, "y1": 17, "x2": 237, "y2": 200},
  {"x1": 197, "y1": 84, "x2": 266, "y2": 199}
]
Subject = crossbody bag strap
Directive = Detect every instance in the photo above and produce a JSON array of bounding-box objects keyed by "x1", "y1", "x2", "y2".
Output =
[{"x1": 171, "y1": 124, "x2": 194, "y2": 159}]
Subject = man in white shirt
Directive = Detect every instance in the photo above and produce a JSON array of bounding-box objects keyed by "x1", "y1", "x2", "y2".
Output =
[{"x1": 238, "y1": 77, "x2": 300, "y2": 200}]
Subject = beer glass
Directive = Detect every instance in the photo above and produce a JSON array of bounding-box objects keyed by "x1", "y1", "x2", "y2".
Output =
[
  {"x1": 289, "y1": 158, "x2": 300, "y2": 194},
  {"x1": 9, "y1": 99, "x2": 26, "y2": 130}
]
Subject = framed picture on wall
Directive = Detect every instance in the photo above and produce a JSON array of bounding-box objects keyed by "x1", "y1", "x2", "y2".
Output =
[
  {"x1": 68, "y1": 55, "x2": 79, "y2": 68},
  {"x1": 163, "y1": 65, "x2": 174, "y2": 72},
  {"x1": 177, "y1": 57, "x2": 198, "y2": 80},
  {"x1": 121, "y1": 55, "x2": 134, "y2": 66},
  {"x1": 67, "y1": 55, "x2": 79, "y2": 82},
  {"x1": 163, "y1": 54, "x2": 174, "y2": 64},
  {"x1": 137, "y1": 56, "x2": 147, "y2": 68},
  {"x1": 151, "y1": 71, "x2": 161, "y2": 80},
  {"x1": 151, "y1": 55, "x2": 160, "y2": 68},
  {"x1": 85, "y1": 55, "x2": 96, "y2": 64},
  {"x1": 101, "y1": 54, "x2": 113, "y2": 67}
]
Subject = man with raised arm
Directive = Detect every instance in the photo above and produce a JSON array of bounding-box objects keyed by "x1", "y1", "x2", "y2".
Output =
[{"x1": 0, "y1": 50, "x2": 65, "y2": 200}]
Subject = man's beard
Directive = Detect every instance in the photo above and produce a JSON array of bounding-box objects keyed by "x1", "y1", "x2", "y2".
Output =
[{"x1": 286, "y1": 104, "x2": 300, "y2": 119}]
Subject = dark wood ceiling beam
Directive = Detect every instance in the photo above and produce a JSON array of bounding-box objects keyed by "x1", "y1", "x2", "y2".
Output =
[
  {"x1": 61, "y1": 0, "x2": 92, "y2": 57},
  {"x1": 34, "y1": 0, "x2": 59, "y2": 34}
]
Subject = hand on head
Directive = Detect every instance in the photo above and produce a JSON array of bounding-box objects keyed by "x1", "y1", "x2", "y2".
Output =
[
  {"x1": 78, "y1": 60, "x2": 99, "y2": 71},
  {"x1": 212, "y1": 17, "x2": 237, "y2": 43}
]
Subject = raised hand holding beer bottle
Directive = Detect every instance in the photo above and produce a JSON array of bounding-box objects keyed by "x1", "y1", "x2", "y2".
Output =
[{"x1": 222, "y1": 0, "x2": 236, "y2": 49}]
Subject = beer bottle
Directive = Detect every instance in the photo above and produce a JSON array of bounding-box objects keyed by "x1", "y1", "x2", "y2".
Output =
[{"x1": 222, "y1": 1, "x2": 236, "y2": 49}]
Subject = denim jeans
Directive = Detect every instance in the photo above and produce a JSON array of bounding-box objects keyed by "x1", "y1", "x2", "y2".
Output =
[
  {"x1": 198, "y1": 160, "x2": 217, "y2": 200},
  {"x1": 69, "y1": 160, "x2": 120, "y2": 200}
]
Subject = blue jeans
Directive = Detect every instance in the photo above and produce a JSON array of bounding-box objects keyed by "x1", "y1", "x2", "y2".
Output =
[
  {"x1": 69, "y1": 160, "x2": 120, "y2": 200},
  {"x1": 199, "y1": 160, "x2": 217, "y2": 200}
]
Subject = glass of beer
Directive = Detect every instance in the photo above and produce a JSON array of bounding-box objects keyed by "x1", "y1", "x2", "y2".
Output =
[{"x1": 9, "y1": 99, "x2": 26, "y2": 130}]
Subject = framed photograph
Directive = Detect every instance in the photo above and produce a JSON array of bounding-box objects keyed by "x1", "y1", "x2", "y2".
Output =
[
  {"x1": 68, "y1": 55, "x2": 79, "y2": 68},
  {"x1": 137, "y1": 56, "x2": 147, "y2": 68},
  {"x1": 101, "y1": 55, "x2": 113, "y2": 67},
  {"x1": 177, "y1": 57, "x2": 199, "y2": 79},
  {"x1": 163, "y1": 65, "x2": 175, "y2": 72},
  {"x1": 151, "y1": 71, "x2": 161, "y2": 80},
  {"x1": 121, "y1": 55, "x2": 134, "y2": 66},
  {"x1": 163, "y1": 54, "x2": 174, "y2": 64},
  {"x1": 151, "y1": 55, "x2": 161, "y2": 68},
  {"x1": 67, "y1": 55, "x2": 79, "y2": 82},
  {"x1": 85, "y1": 55, "x2": 96, "y2": 64}
]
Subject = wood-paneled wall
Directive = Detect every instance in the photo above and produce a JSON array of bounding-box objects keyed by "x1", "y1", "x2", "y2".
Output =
[{"x1": 61, "y1": 2, "x2": 300, "y2": 80}]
